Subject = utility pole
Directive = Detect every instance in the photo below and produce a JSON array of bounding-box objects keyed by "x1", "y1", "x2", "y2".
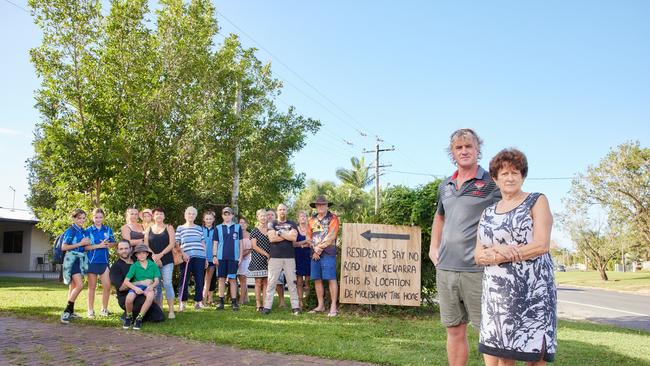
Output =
[
  {"x1": 9, "y1": 186, "x2": 15, "y2": 210},
  {"x1": 232, "y1": 87, "x2": 242, "y2": 216},
  {"x1": 363, "y1": 140, "x2": 394, "y2": 213}
]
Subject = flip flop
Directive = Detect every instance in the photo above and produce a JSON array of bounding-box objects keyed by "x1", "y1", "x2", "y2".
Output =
[
  {"x1": 308, "y1": 308, "x2": 325, "y2": 314},
  {"x1": 327, "y1": 311, "x2": 338, "y2": 317}
]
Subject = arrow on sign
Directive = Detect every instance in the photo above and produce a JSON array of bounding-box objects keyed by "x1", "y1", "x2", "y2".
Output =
[{"x1": 360, "y1": 230, "x2": 410, "y2": 241}]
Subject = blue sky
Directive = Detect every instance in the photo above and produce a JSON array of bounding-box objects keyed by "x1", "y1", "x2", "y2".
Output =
[{"x1": 1, "y1": 0, "x2": 649, "y2": 248}]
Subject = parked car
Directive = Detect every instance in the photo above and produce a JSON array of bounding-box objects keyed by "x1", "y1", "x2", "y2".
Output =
[{"x1": 556, "y1": 264, "x2": 566, "y2": 272}]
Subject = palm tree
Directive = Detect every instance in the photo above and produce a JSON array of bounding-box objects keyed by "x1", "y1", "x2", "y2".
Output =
[{"x1": 336, "y1": 157, "x2": 374, "y2": 189}]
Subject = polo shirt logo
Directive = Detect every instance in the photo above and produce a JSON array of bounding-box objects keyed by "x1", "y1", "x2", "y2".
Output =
[{"x1": 232, "y1": 232, "x2": 239, "y2": 240}]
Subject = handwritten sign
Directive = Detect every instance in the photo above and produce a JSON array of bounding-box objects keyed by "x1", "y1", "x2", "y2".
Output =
[{"x1": 340, "y1": 223, "x2": 421, "y2": 306}]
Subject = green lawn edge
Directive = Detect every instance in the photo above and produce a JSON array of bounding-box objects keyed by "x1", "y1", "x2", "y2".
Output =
[{"x1": 1, "y1": 277, "x2": 649, "y2": 366}]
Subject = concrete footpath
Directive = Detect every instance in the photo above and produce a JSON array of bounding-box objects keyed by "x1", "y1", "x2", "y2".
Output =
[{"x1": 0, "y1": 316, "x2": 376, "y2": 366}]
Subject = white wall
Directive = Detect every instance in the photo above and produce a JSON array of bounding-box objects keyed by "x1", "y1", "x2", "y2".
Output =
[
  {"x1": 0, "y1": 221, "x2": 50, "y2": 272},
  {"x1": 28, "y1": 226, "x2": 51, "y2": 271},
  {"x1": 0, "y1": 221, "x2": 33, "y2": 271}
]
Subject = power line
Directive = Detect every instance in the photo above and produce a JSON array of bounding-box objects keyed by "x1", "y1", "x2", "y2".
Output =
[
  {"x1": 214, "y1": 30, "x2": 364, "y2": 155},
  {"x1": 363, "y1": 141, "x2": 395, "y2": 213},
  {"x1": 2, "y1": 0, "x2": 29, "y2": 13},
  {"x1": 215, "y1": 10, "x2": 372, "y2": 135}
]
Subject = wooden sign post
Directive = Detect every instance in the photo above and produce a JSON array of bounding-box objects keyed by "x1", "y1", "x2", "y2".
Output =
[{"x1": 340, "y1": 223, "x2": 421, "y2": 306}]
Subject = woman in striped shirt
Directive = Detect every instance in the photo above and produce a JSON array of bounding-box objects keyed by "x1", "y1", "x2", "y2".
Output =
[{"x1": 175, "y1": 206, "x2": 207, "y2": 311}]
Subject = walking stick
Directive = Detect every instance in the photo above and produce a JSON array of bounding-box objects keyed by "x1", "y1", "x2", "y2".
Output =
[{"x1": 178, "y1": 258, "x2": 190, "y2": 308}]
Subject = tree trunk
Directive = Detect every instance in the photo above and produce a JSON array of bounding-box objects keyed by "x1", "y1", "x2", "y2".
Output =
[
  {"x1": 93, "y1": 178, "x2": 101, "y2": 207},
  {"x1": 598, "y1": 265, "x2": 609, "y2": 281}
]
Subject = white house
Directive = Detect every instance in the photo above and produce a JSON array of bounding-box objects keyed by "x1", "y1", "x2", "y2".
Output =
[{"x1": 0, "y1": 207, "x2": 52, "y2": 272}]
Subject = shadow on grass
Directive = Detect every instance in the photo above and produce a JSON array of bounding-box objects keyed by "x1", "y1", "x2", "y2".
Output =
[{"x1": 557, "y1": 339, "x2": 650, "y2": 366}]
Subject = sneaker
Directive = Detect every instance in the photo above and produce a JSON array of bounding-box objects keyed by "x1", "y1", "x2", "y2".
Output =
[
  {"x1": 133, "y1": 317, "x2": 142, "y2": 330},
  {"x1": 123, "y1": 315, "x2": 132, "y2": 329},
  {"x1": 60, "y1": 311, "x2": 71, "y2": 324},
  {"x1": 87, "y1": 310, "x2": 95, "y2": 318},
  {"x1": 120, "y1": 312, "x2": 126, "y2": 323},
  {"x1": 216, "y1": 297, "x2": 224, "y2": 310},
  {"x1": 292, "y1": 308, "x2": 301, "y2": 316},
  {"x1": 261, "y1": 308, "x2": 271, "y2": 315},
  {"x1": 179, "y1": 302, "x2": 186, "y2": 312},
  {"x1": 99, "y1": 309, "x2": 111, "y2": 317},
  {"x1": 168, "y1": 312, "x2": 175, "y2": 319},
  {"x1": 232, "y1": 300, "x2": 239, "y2": 311},
  {"x1": 195, "y1": 302, "x2": 205, "y2": 310},
  {"x1": 69, "y1": 312, "x2": 80, "y2": 319}
]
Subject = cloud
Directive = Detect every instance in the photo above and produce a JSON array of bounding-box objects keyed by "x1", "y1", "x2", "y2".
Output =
[{"x1": 0, "y1": 128, "x2": 26, "y2": 137}]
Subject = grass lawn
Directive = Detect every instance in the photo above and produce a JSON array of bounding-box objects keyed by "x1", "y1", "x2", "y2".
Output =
[
  {"x1": 556, "y1": 271, "x2": 650, "y2": 293},
  {"x1": 1, "y1": 277, "x2": 649, "y2": 365}
]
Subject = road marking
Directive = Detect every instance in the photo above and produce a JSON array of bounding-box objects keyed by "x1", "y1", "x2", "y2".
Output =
[{"x1": 558, "y1": 300, "x2": 650, "y2": 317}]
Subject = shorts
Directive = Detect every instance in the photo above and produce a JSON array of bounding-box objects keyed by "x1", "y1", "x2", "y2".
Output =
[
  {"x1": 70, "y1": 258, "x2": 81, "y2": 276},
  {"x1": 87, "y1": 263, "x2": 108, "y2": 275},
  {"x1": 128, "y1": 284, "x2": 149, "y2": 295},
  {"x1": 436, "y1": 269, "x2": 483, "y2": 330},
  {"x1": 310, "y1": 255, "x2": 337, "y2": 281},
  {"x1": 207, "y1": 261, "x2": 215, "y2": 268},
  {"x1": 217, "y1": 259, "x2": 238, "y2": 279},
  {"x1": 295, "y1": 248, "x2": 311, "y2": 276}
]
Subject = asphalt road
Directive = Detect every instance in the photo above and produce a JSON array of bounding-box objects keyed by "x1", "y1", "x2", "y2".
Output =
[{"x1": 557, "y1": 285, "x2": 650, "y2": 332}]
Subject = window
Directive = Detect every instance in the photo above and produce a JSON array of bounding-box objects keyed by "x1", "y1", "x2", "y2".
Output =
[{"x1": 3, "y1": 231, "x2": 23, "y2": 253}]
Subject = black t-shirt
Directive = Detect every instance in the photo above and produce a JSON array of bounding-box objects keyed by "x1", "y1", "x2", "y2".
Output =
[
  {"x1": 268, "y1": 220, "x2": 297, "y2": 258},
  {"x1": 109, "y1": 259, "x2": 131, "y2": 303}
]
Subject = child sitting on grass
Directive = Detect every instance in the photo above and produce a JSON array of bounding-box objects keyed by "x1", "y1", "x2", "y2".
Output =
[{"x1": 123, "y1": 244, "x2": 160, "y2": 330}]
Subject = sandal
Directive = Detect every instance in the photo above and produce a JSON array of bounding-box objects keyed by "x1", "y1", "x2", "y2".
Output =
[
  {"x1": 327, "y1": 311, "x2": 338, "y2": 317},
  {"x1": 308, "y1": 308, "x2": 325, "y2": 314}
]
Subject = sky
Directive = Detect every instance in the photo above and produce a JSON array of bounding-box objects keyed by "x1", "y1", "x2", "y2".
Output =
[{"x1": 1, "y1": 0, "x2": 649, "y2": 248}]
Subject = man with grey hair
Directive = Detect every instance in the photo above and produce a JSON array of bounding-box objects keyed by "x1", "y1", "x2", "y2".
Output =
[{"x1": 429, "y1": 128, "x2": 500, "y2": 366}]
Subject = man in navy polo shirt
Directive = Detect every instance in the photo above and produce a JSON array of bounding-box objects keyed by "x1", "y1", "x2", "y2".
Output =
[
  {"x1": 429, "y1": 128, "x2": 501, "y2": 366},
  {"x1": 213, "y1": 207, "x2": 245, "y2": 311}
]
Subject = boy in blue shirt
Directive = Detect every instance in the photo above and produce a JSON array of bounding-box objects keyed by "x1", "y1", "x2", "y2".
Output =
[{"x1": 212, "y1": 207, "x2": 245, "y2": 311}]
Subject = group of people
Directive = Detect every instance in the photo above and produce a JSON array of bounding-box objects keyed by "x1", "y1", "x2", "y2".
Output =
[
  {"x1": 430, "y1": 128, "x2": 556, "y2": 365},
  {"x1": 58, "y1": 198, "x2": 341, "y2": 330},
  {"x1": 56, "y1": 126, "x2": 557, "y2": 365}
]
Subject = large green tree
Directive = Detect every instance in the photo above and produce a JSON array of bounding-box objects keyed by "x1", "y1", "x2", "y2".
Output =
[
  {"x1": 563, "y1": 141, "x2": 650, "y2": 262},
  {"x1": 27, "y1": 0, "x2": 319, "y2": 236}
]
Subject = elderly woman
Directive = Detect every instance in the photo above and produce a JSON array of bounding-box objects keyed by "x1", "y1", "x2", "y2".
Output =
[
  {"x1": 474, "y1": 148, "x2": 556, "y2": 365},
  {"x1": 175, "y1": 206, "x2": 207, "y2": 311}
]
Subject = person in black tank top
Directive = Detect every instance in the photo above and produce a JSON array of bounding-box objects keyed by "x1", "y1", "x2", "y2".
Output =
[
  {"x1": 121, "y1": 208, "x2": 145, "y2": 246},
  {"x1": 144, "y1": 207, "x2": 177, "y2": 319}
]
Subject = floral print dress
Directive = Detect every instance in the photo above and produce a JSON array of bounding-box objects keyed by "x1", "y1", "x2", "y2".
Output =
[{"x1": 477, "y1": 193, "x2": 557, "y2": 362}]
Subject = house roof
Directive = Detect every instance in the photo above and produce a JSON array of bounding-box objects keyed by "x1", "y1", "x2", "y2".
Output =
[{"x1": 0, "y1": 207, "x2": 39, "y2": 224}]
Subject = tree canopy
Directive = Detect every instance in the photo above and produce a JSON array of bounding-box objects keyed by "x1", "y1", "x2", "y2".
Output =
[{"x1": 27, "y1": 0, "x2": 319, "y2": 235}]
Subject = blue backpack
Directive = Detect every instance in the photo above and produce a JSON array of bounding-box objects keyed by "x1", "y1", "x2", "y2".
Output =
[{"x1": 52, "y1": 233, "x2": 65, "y2": 264}]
